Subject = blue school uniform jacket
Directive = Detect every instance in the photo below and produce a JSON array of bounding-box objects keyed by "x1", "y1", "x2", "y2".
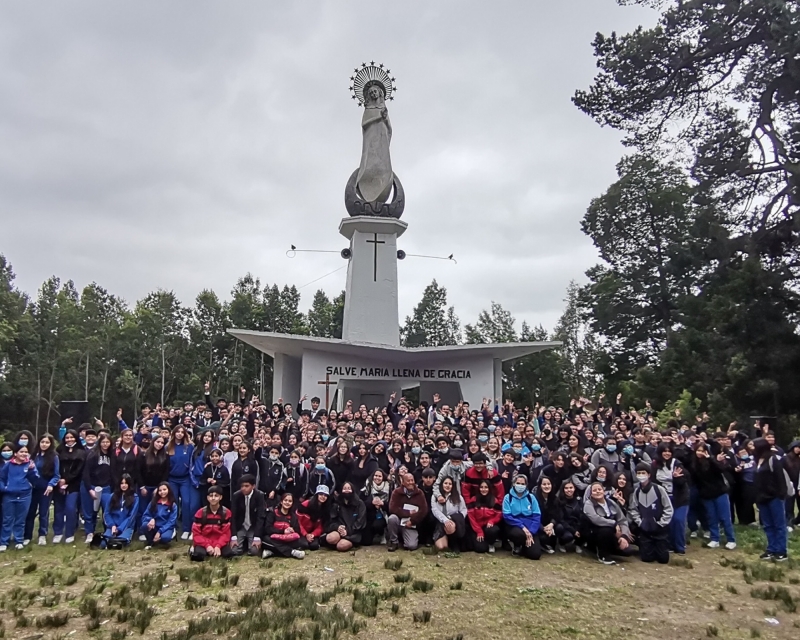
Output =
[
  {"x1": 0, "y1": 459, "x2": 40, "y2": 497},
  {"x1": 168, "y1": 443, "x2": 194, "y2": 480},
  {"x1": 141, "y1": 501, "x2": 178, "y2": 536},
  {"x1": 104, "y1": 495, "x2": 140, "y2": 533},
  {"x1": 502, "y1": 488, "x2": 542, "y2": 533},
  {"x1": 32, "y1": 454, "x2": 60, "y2": 490}
]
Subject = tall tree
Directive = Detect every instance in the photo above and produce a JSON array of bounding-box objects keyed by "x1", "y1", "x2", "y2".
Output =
[
  {"x1": 401, "y1": 280, "x2": 461, "y2": 347},
  {"x1": 554, "y1": 281, "x2": 602, "y2": 399},
  {"x1": 307, "y1": 289, "x2": 345, "y2": 339},
  {"x1": 465, "y1": 302, "x2": 516, "y2": 344}
]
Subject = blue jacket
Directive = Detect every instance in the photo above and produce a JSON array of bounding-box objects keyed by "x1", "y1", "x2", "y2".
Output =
[
  {"x1": 141, "y1": 500, "x2": 178, "y2": 536},
  {"x1": 32, "y1": 454, "x2": 60, "y2": 490},
  {"x1": 191, "y1": 452, "x2": 207, "y2": 489},
  {"x1": 104, "y1": 495, "x2": 140, "y2": 532},
  {"x1": 168, "y1": 443, "x2": 194, "y2": 480},
  {"x1": 0, "y1": 460, "x2": 40, "y2": 496},
  {"x1": 502, "y1": 488, "x2": 541, "y2": 533}
]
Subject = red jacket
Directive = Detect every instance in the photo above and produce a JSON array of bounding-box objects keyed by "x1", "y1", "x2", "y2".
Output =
[
  {"x1": 265, "y1": 507, "x2": 300, "y2": 542},
  {"x1": 467, "y1": 503, "x2": 503, "y2": 536},
  {"x1": 191, "y1": 506, "x2": 231, "y2": 549},
  {"x1": 462, "y1": 466, "x2": 505, "y2": 507},
  {"x1": 297, "y1": 500, "x2": 325, "y2": 538}
]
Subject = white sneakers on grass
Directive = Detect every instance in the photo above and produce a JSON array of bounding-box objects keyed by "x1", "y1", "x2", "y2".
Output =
[
  {"x1": 84, "y1": 534, "x2": 93, "y2": 544},
  {"x1": 290, "y1": 549, "x2": 305, "y2": 560},
  {"x1": 180, "y1": 532, "x2": 190, "y2": 541},
  {"x1": 52, "y1": 535, "x2": 63, "y2": 544},
  {"x1": 707, "y1": 540, "x2": 736, "y2": 550},
  {"x1": 725, "y1": 542, "x2": 737, "y2": 550},
  {"x1": 38, "y1": 536, "x2": 47, "y2": 546},
  {"x1": 707, "y1": 541, "x2": 720, "y2": 548},
  {"x1": 65, "y1": 536, "x2": 74, "y2": 544}
]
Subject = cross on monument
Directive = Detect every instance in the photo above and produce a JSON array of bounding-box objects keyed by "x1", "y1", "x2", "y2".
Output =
[
  {"x1": 365, "y1": 233, "x2": 385, "y2": 281},
  {"x1": 317, "y1": 373, "x2": 336, "y2": 411}
]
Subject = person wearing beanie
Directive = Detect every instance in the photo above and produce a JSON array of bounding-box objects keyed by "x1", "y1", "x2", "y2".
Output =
[
  {"x1": 628, "y1": 461, "x2": 673, "y2": 564},
  {"x1": 189, "y1": 486, "x2": 233, "y2": 561},
  {"x1": 502, "y1": 474, "x2": 542, "y2": 560}
]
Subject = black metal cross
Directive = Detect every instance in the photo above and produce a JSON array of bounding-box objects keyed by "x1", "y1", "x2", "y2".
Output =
[{"x1": 366, "y1": 233, "x2": 385, "y2": 281}]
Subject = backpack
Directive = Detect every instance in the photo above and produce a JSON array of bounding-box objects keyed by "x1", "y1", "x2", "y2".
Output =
[{"x1": 768, "y1": 457, "x2": 795, "y2": 499}]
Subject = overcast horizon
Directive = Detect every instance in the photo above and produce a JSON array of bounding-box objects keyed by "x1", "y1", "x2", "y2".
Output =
[{"x1": 0, "y1": 1, "x2": 656, "y2": 335}]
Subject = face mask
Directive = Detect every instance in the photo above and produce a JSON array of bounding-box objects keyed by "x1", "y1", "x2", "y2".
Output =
[
  {"x1": 289, "y1": 459, "x2": 300, "y2": 466},
  {"x1": 80, "y1": 438, "x2": 87, "y2": 447},
  {"x1": 740, "y1": 454, "x2": 749, "y2": 460},
  {"x1": 514, "y1": 484, "x2": 526, "y2": 495},
  {"x1": 439, "y1": 447, "x2": 449, "y2": 455},
  {"x1": 636, "y1": 474, "x2": 649, "y2": 484},
  {"x1": 532, "y1": 444, "x2": 541, "y2": 452},
  {"x1": 315, "y1": 464, "x2": 326, "y2": 472},
  {"x1": 1, "y1": 451, "x2": 12, "y2": 460},
  {"x1": 488, "y1": 425, "x2": 496, "y2": 433},
  {"x1": 18, "y1": 439, "x2": 28, "y2": 447},
  {"x1": 321, "y1": 434, "x2": 330, "y2": 441},
  {"x1": 269, "y1": 454, "x2": 279, "y2": 462},
  {"x1": 453, "y1": 440, "x2": 463, "y2": 448},
  {"x1": 478, "y1": 435, "x2": 488, "y2": 443},
  {"x1": 623, "y1": 445, "x2": 633, "y2": 455},
  {"x1": 411, "y1": 446, "x2": 421, "y2": 455},
  {"x1": 606, "y1": 444, "x2": 617, "y2": 453}
]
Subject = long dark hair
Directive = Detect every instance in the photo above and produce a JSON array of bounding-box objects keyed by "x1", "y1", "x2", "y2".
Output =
[
  {"x1": 110, "y1": 474, "x2": 136, "y2": 511},
  {"x1": 149, "y1": 482, "x2": 175, "y2": 510},
  {"x1": 33, "y1": 434, "x2": 58, "y2": 478},
  {"x1": 145, "y1": 436, "x2": 168, "y2": 466},
  {"x1": 751, "y1": 438, "x2": 773, "y2": 464},
  {"x1": 474, "y1": 479, "x2": 495, "y2": 508},
  {"x1": 57, "y1": 429, "x2": 85, "y2": 453},
  {"x1": 297, "y1": 492, "x2": 331, "y2": 521},
  {"x1": 437, "y1": 476, "x2": 461, "y2": 506}
]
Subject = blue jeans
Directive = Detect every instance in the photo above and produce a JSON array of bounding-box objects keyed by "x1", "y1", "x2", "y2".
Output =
[
  {"x1": 81, "y1": 485, "x2": 111, "y2": 535},
  {"x1": 759, "y1": 498, "x2": 787, "y2": 555},
  {"x1": 25, "y1": 486, "x2": 53, "y2": 539},
  {"x1": 1, "y1": 492, "x2": 32, "y2": 546},
  {"x1": 169, "y1": 478, "x2": 197, "y2": 533},
  {"x1": 669, "y1": 504, "x2": 689, "y2": 553},
  {"x1": 688, "y1": 485, "x2": 708, "y2": 532},
  {"x1": 703, "y1": 494, "x2": 735, "y2": 543},
  {"x1": 53, "y1": 490, "x2": 81, "y2": 538}
]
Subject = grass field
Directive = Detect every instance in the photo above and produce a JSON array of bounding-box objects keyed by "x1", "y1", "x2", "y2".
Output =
[{"x1": 0, "y1": 527, "x2": 799, "y2": 640}]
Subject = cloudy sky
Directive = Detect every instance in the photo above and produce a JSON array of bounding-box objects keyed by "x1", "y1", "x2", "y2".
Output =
[{"x1": 0, "y1": 0, "x2": 655, "y2": 334}]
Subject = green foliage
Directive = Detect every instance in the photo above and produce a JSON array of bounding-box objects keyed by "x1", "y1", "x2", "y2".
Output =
[{"x1": 401, "y1": 280, "x2": 461, "y2": 347}]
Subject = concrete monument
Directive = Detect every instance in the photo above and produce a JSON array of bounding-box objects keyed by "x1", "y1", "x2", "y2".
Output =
[{"x1": 230, "y1": 63, "x2": 558, "y2": 410}]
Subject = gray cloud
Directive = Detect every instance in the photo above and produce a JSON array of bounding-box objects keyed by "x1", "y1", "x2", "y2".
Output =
[{"x1": 0, "y1": 0, "x2": 655, "y2": 334}]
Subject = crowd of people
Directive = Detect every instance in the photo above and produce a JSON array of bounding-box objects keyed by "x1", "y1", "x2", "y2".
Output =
[{"x1": 0, "y1": 387, "x2": 796, "y2": 564}]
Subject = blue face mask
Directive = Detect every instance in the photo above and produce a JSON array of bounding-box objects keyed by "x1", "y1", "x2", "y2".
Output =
[
  {"x1": 411, "y1": 446, "x2": 421, "y2": 455},
  {"x1": 321, "y1": 434, "x2": 329, "y2": 442},
  {"x1": 606, "y1": 444, "x2": 617, "y2": 453},
  {"x1": 623, "y1": 445, "x2": 633, "y2": 455},
  {"x1": 488, "y1": 425, "x2": 496, "y2": 433},
  {"x1": 1, "y1": 451, "x2": 12, "y2": 460},
  {"x1": 315, "y1": 464, "x2": 326, "y2": 472},
  {"x1": 532, "y1": 444, "x2": 541, "y2": 452},
  {"x1": 18, "y1": 439, "x2": 28, "y2": 447},
  {"x1": 514, "y1": 484, "x2": 526, "y2": 495},
  {"x1": 80, "y1": 438, "x2": 87, "y2": 447},
  {"x1": 740, "y1": 454, "x2": 749, "y2": 461},
  {"x1": 478, "y1": 435, "x2": 488, "y2": 443}
]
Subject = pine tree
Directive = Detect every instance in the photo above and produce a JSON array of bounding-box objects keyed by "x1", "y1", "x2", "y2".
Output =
[{"x1": 401, "y1": 280, "x2": 461, "y2": 347}]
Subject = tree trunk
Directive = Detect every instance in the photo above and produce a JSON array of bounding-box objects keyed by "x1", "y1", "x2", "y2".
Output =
[
  {"x1": 47, "y1": 360, "x2": 56, "y2": 428},
  {"x1": 85, "y1": 351, "x2": 90, "y2": 401},
  {"x1": 160, "y1": 344, "x2": 166, "y2": 408},
  {"x1": 100, "y1": 362, "x2": 109, "y2": 421},
  {"x1": 35, "y1": 370, "x2": 41, "y2": 438}
]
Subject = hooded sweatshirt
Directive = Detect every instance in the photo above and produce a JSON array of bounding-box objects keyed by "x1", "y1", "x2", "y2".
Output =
[{"x1": 502, "y1": 483, "x2": 541, "y2": 533}]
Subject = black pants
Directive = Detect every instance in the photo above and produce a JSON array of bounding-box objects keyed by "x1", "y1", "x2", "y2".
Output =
[
  {"x1": 469, "y1": 524, "x2": 500, "y2": 553},
  {"x1": 263, "y1": 537, "x2": 302, "y2": 557},
  {"x1": 190, "y1": 545, "x2": 234, "y2": 561},
  {"x1": 298, "y1": 537, "x2": 320, "y2": 551},
  {"x1": 733, "y1": 482, "x2": 757, "y2": 525},
  {"x1": 506, "y1": 526, "x2": 542, "y2": 560},
  {"x1": 418, "y1": 512, "x2": 437, "y2": 546},
  {"x1": 436, "y1": 512, "x2": 466, "y2": 550},
  {"x1": 554, "y1": 523, "x2": 576, "y2": 549},
  {"x1": 638, "y1": 527, "x2": 669, "y2": 564},
  {"x1": 362, "y1": 510, "x2": 387, "y2": 546},
  {"x1": 581, "y1": 524, "x2": 621, "y2": 559}
]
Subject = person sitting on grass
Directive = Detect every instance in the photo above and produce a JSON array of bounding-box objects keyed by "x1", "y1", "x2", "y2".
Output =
[
  {"x1": 431, "y1": 476, "x2": 468, "y2": 552},
  {"x1": 0, "y1": 444, "x2": 39, "y2": 552},
  {"x1": 262, "y1": 492, "x2": 305, "y2": 559},
  {"x1": 189, "y1": 485, "x2": 233, "y2": 561},
  {"x1": 297, "y1": 485, "x2": 332, "y2": 551},
  {"x1": 582, "y1": 481, "x2": 632, "y2": 565},
  {"x1": 100, "y1": 473, "x2": 139, "y2": 549},
  {"x1": 140, "y1": 481, "x2": 178, "y2": 549},
  {"x1": 230, "y1": 474, "x2": 266, "y2": 557},
  {"x1": 467, "y1": 479, "x2": 503, "y2": 554},
  {"x1": 502, "y1": 474, "x2": 542, "y2": 560},
  {"x1": 325, "y1": 481, "x2": 366, "y2": 552}
]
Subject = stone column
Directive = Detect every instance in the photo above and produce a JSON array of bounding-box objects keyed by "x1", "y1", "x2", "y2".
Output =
[{"x1": 339, "y1": 216, "x2": 408, "y2": 346}]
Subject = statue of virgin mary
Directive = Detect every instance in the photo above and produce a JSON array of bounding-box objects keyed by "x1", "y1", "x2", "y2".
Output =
[{"x1": 356, "y1": 81, "x2": 393, "y2": 204}]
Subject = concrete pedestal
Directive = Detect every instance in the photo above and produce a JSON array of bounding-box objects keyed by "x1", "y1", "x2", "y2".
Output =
[{"x1": 339, "y1": 216, "x2": 408, "y2": 346}]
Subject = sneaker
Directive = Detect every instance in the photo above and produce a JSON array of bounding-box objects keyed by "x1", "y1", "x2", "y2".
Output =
[
  {"x1": 759, "y1": 551, "x2": 774, "y2": 560},
  {"x1": 772, "y1": 553, "x2": 788, "y2": 562},
  {"x1": 189, "y1": 533, "x2": 193, "y2": 541},
  {"x1": 724, "y1": 542, "x2": 737, "y2": 550},
  {"x1": 707, "y1": 541, "x2": 720, "y2": 548},
  {"x1": 674, "y1": 550, "x2": 686, "y2": 556},
  {"x1": 387, "y1": 543, "x2": 398, "y2": 552},
  {"x1": 543, "y1": 545, "x2": 555, "y2": 555},
  {"x1": 557, "y1": 544, "x2": 567, "y2": 553},
  {"x1": 290, "y1": 549, "x2": 305, "y2": 560},
  {"x1": 597, "y1": 555, "x2": 616, "y2": 565},
  {"x1": 180, "y1": 532, "x2": 190, "y2": 541},
  {"x1": 144, "y1": 546, "x2": 152, "y2": 551},
  {"x1": 38, "y1": 536, "x2": 47, "y2": 546},
  {"x1": 65, "y1": 536, "x2": 74, "y2": 544},
  {"x1": 261, "y1": 549, "x2": 273, "y2": 559},
  {"x1": 703, "y1": 531, "x2": 711, "y2": 540},
  {"x1": 139, "y1": 535, "x2": 147, "y2": 542},
  {"x1": 511, "y1": 544, "x2": 521, "y2": 556},
  {"x1": 23, "y1": 539, "x2": 30, "y2": 546},
  {"x1": 14, "y1": 544, "x2": 23, "y2": 550},
  {"x1": 575, "y1": 545, "x2": 583, "y2": 555},
  {"x1": 0, "y1": 546, "x2": 6, "y2": 552},
  {"x1": 787, "y1": 526, "x2": 793, "y2": 534},
  {"x1": 85, "y1": 533, "x2": 93, "y2": 544},
  {"x1": 488, "y1": 545, "x2": 495, "y2": 554},
  {"x1": 689, "y1": 531, "x2": 698, "y2": 539},
  {"x1": 52, "y1": 535, "x2": 63, "y2": 544}
]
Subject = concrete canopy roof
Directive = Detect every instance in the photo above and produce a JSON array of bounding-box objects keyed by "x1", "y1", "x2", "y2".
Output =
[{"x1": 229, "y1": 329, "x2": 561, "y2": 362}]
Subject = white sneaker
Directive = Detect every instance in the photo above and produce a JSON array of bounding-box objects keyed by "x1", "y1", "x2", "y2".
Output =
[
  {"x1": 138, "y1": 535, "x2": 147, "y2": 541},
  {"x1": 180, "y1": 532, "x2": 190, "y2": 541},
  {"x1": 707, "y1": 541, "x2": 720, "y2": 548},
  {"x1": 487, "y1": 545, "x2": 495, "y2": 554},
  {"x1": 38, "y1": 536, "x2": 47, "y2": 546},
  {"x1": 144, "y1": 546, "x2": 152, "y2": 551},
  {"x1": 14, "y1": 544, "x2": 23, "y2": 550},
  {"x1": 189, "y1": 533, "x2": 193, "y2": 541},
  {"x1": 703, "y1": 531, "x2": 711, "y2": 539},
  {"x1": 725, "y1": 542, "x2": 737, "y2": 550},
  {"x1": 262, "y1": 549, "x2": 274, "y2": 559},
  {"x1": 787, "y1": 526, "x2": 793, "y2": 534},
  {"x1": 23, "y1": 539, "x2": 30, "y2": 546},
  {"x1": 84, "y1": 533, "x2": 93, "y2": 544},
  {"x1": 0, "y1": 545, "x2": 6, "y2": 552},
  {"x1": 52, "y1": 535, "x2": 63, "y2": 544},
  {"x1": 290, "y1": 549, "x2": 305, "y2": 560},
  {"x1": 689, "y1": 531, "x2": 698, "y2": 539},
  {"x1": 65, "y1": 536, "x2": 74, "y2": 544}
]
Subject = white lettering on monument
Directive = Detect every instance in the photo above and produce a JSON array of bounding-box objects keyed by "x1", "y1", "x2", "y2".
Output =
[{"x1": 325, "y1": 365, "x2": 471, "y2": 380}]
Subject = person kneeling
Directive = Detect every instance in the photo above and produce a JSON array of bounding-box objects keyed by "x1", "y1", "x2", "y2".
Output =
[
  {"x1": 189, "y1": 486, "x2": 234, "y2": 561},
  {"x1": 230, "y1": 474, "x2": 267, "y2": 557},
  {"x1": 297, "y1": 485, "x2": 332, "y2": 551},
  {"x1": 502, "y1": 475, "x2": 542, "y2": 560},
  {"x1": 629, "y1": 462, "x2": 673, "y2": 564},
  {"x1": 325, "y1": 482, "x2": 366, "y2": 552},
  {"x1": 582, "y1": 481, "x2": 633, "y2": 565},
  {"x1": 432, "y1": 477, "x2": 467, "y2": 552},
  {"x1": 101, "y1": 474, "x2": 139, "y2": 550},
  {"x1": 262, "y1": 492, "x2": 305, "y2": 559},
  {"x1": 140, "y1": 482, "x2": 177, "y2": 549},
  {"x1": 467, "y1": 479, "x2": 503, "y2": 553}
]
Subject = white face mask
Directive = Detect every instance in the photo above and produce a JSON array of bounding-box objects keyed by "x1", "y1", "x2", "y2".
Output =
[{"x1": 636, "y1": 474, "x2": 649, "y2": 484}]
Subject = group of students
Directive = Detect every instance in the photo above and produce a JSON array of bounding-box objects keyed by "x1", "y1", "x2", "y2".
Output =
[{"x1": 0, "y1": 391, "x2": 796, "y2": 564}]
